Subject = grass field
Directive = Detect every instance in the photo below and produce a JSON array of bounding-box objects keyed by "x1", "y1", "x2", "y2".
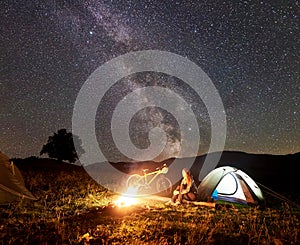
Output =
[{"x1": 0, "y1": 163, "x2": 299, "y2": 245}]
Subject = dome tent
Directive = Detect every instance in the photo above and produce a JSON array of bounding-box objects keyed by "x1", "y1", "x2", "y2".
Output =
[
  {"x1": 197, "y1": 166, "x2": 264, "y2": 205},
  {"x1": 0, "y1": 151, "x2": 36, "y2": 205}
]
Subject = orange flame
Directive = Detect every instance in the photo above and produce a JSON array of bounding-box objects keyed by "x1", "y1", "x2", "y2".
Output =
[{"x1": 114, "y1": 186, "x2": 139, "y2": 207}]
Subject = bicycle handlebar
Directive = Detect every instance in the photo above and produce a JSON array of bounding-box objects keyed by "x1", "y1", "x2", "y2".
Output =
[{"x1": 142, "y1": 164, "x2": 168, "y2": 175}]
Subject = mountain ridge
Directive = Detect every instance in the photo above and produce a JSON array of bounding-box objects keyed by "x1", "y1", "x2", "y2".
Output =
[{"x1": 14, "y1": 151, "x2": 300, "y2": 193}]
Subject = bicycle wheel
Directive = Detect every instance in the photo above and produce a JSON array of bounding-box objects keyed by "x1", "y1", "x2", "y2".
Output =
[
  {"x1": 156, "y1": 176, "x2": 172, "y2": 196},
  {"x1": 126, "y1": 174, "x2": 144, "y2": 189}
]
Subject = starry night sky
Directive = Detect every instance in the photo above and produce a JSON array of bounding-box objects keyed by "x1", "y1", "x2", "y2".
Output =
[{"x1": 1, "y1": 0, "x2": 299, "y2": 160}]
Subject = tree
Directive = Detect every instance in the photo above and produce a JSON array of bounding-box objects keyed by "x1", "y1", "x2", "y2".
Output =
[{"x1": 40, "y1": 129, "x2": 84, "y2": 163}]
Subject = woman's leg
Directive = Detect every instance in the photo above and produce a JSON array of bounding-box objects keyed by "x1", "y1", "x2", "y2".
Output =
[
  {"x1": 182, "y1": 192, "x2": 196, "y2": 202},
  {"x1": 171, "y1": 185, "x2": 181, "y2": 203},
  {"x1": 171, "y1": 194, "x2": 179, "y2": 203}
]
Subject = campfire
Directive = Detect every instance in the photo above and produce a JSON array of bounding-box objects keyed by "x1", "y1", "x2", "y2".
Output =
[
  {"x1": 114, "y1": 186, "x2": 139, "y2": 207},
  {"x1": 97, "y1": 186, "x2": 154, "y2": 216}
]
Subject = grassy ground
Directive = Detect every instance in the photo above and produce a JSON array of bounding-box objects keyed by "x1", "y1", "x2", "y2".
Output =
[{"x1": 0, "y1": 164, "x2": 299, "y2": 245}]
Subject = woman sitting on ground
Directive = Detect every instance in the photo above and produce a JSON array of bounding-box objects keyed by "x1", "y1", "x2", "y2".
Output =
[{"x1": 168, "y1": 168, "x2": 197, "y2": 205}]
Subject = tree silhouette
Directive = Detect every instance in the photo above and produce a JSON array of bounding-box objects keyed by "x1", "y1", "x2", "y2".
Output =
[{"x1": 40, "y1": 129, "x2": 84, "y2": 163}]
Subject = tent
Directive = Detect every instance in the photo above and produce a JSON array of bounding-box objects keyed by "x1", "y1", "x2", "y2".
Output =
[
  {"x1": 197, "y1": 166, "x2": 264, "y2": 205},
  {"x1": 0, "y1": 152, "x2": 36, "y2": 205}
]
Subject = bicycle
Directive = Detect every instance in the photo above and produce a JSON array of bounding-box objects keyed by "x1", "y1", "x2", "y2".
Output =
[{"x1": 126, "y1": 164, "x2": 172, "y2": 195}]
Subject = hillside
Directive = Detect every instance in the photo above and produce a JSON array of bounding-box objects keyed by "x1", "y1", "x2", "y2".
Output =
[
  {"x1": 14, "y1": 151, "x2": 300, "y2": 194},
  {"x1": 191, "y1": 151, "x2": 300, "y2": 192}
]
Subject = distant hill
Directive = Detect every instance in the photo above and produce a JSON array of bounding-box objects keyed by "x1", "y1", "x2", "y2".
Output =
[
  {"x1": 111, "y1": 151, "x2": 300, "y2": 193},
  {"x1": 12, "y1": 157, "x2": 84, "y2": 172},
  {"x1": 13, "y1": 151, "x2": 300, "y2": 193},
  {"x1": 190, "y1": 151, "x2": 300, "y2": 193}
]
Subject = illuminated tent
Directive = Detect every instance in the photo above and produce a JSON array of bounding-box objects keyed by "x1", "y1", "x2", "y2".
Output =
[
  {"x1": 197, "y1": 166, "x2": 264, "y2": 205},
  {"x1": 0, "y1": 152, "x2": 36, "y2": 205}
]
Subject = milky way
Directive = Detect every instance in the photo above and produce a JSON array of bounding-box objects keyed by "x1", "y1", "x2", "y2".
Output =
[{"x1": 1, "y1": 0, "x2": 299, "y2": 159}]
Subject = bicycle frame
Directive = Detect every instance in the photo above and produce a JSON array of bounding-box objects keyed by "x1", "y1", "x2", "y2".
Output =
[
  {"x1": 142, "y1": 168, "x2": 164, "y2": 186},
  {"x1": 126, "y1": 164, "x2": 171, "y2": 195}
]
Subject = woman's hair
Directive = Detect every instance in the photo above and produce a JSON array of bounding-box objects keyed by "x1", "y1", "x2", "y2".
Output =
[{"x1": 182, "y1": 168, "x2": 192, "y2": 186}]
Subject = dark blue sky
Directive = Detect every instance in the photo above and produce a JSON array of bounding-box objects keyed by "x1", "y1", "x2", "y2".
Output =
[{"x1": 1, "y1": 0, "x2": 299, "y2": 159}]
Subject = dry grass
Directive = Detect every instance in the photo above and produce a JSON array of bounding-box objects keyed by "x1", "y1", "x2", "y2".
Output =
[{"x1": 0, "y1": 166, "x2": 299, "y2": 245}]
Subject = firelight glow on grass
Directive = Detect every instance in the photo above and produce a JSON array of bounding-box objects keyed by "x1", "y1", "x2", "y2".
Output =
[{"x1": 114, "y1": 186, "x2": 139, "y2": 207}]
